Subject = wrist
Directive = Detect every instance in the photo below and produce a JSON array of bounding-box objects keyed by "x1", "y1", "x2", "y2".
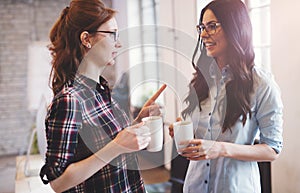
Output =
[
  {"x1": 94, "y1": 141, "x2": 121, "y2": 164},
  {"x1": 133, "y1": 115, "x2": 141, "y2": 124},
  {"x1": 111, "y1": 137, "x2": 133, "y2": 155},
  {"x1": 219, "y1": 141, "x2": 230, "y2": 158},
  {"x1": 132, "y1": 118, "x2": 139, "y2": 125}
]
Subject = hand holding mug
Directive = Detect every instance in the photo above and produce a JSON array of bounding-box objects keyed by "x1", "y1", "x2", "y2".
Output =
[
  {"x1": 168, "y1": 117, "x2": 182, "y2": 137},
  {"x1": 173, "y1": 120, "x2": 194, "y2": 152},
  {"x1": 179, "y1": 139, "x2": 222, "y2": 160},
  {"x1": 114, "y1": 122, "x2": 151, "y2": 154}
]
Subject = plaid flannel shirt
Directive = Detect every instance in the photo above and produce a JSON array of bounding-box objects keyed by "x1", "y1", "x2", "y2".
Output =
[{"x1": 40, "y1": 74, "x2": 146, "y2": 193}]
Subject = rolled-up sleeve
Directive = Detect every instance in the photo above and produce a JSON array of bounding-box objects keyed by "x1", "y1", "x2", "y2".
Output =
[
  {"x1": 255, "y1": 72, "x2": 283, "y2": 154},
  {"x1": 40, "y1": 93, "x2": 82, "y2": 184}
]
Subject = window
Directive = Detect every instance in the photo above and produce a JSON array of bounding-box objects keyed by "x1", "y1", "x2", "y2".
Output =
[
  {"x1": 246, "y1": 0, "x2": 271, "y2": 70},
  {"x1": 127, "y1": 0, "x2": 162, "y2": 108}
]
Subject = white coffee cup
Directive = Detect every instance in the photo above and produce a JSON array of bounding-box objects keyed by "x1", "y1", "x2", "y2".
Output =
[
  {"x1": 173, "y1": 121, "x2": 194, "y2": 150},
  {"x1": 142, "y1": 116, "x2": 163, "y2": 152}
]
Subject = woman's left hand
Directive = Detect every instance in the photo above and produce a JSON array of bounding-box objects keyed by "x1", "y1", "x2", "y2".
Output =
[
  {"x1": 135, "y1": 103, "x2": 161, "y2": 122},
  {"x1": 134, "y1": 84, "x2": 167, "y2": 123},
  {"x1": 178, "y1": 139, "x2": 224, "y2": 160}
]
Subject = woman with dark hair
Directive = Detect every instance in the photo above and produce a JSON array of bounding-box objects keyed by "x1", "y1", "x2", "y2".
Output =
[
  {"x1": 169, "y1": 0, "x2": 283, "y2": 192},
  {"x1": 39, "y1": 0, "x2": 163, "y2": 192}
]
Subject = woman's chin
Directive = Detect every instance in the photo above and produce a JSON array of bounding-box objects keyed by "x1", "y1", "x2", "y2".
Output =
[{"x1": 107, "y1": 60, "x2": 115, "y2": 66}]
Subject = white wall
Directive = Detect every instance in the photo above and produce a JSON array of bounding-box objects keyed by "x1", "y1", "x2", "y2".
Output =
[
  {"x1": 27, "y1": 42, "x2": 52, "y2": 110},
  {"x1": 271, "y1": 1, "x2": 300, "y2": 192}
]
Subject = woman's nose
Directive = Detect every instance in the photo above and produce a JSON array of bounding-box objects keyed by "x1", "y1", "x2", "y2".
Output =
[
  {"x1": 115, "y1": 39, "x2": 122, "y2": 48},
  {"x1": 200, "y1": 29, "x2": 209, "y2": 39}
]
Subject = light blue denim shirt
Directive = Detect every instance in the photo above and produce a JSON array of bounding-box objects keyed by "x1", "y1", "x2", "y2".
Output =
[{"x1": 183, "y1": 63, "x2": 283, "y2": 193}]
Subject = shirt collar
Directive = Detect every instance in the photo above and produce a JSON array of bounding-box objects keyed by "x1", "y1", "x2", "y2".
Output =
[
  {"x1": 221, "y1": 65, "x2": 233, "y2": 84},
  {"x1": 209, "y1": 62, "x2": 233, "y2": 84},
  {"x1": 74, "y1": 74, "x2": 109, "y2": 91}
]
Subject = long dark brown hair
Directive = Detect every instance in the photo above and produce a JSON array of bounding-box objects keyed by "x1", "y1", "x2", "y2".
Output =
[
  {"x1": 183, "y1": 0, "x2": 255, "y2": 132},
  {"x1": 49, "y1": 0, "x2": 116, "y2": 95}
]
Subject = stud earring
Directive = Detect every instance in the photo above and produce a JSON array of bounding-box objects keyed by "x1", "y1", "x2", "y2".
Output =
[{"x1": 87, "y1": 44, "x2": 91, "y2": 48}]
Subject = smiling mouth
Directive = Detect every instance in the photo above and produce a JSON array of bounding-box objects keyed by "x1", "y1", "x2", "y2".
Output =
[{"x1": 204, "y1": 42, "x2": 216, "y2": 47}]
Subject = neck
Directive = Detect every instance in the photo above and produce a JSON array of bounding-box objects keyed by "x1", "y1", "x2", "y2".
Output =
[
  {"x1": 77, "y1": 60, "x2": 105, "y2": 83},
  {"x1": 215, "y1": 57, "x2": 227, "y2": 69}
]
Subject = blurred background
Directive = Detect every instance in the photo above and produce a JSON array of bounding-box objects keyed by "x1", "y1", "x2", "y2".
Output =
[{"x1": 0, "y1": 0, "x2": 299, "y2": 192}]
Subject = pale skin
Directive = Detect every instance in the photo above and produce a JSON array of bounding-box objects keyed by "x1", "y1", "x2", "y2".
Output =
[
  {"x1": 168, "y1": 9, "x2": 278, "y2": 162},
  {"x1": 49, "y1": 17, "x2": 167, "y2": 192}
]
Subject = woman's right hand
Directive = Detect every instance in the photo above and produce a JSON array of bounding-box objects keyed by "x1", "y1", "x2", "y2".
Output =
[
  {"x1": 113, "y1": 122, "x2": 151, "y2": 154},
  {"x1": 168, "y1": 117, "x2": 182, "y2": 138}
]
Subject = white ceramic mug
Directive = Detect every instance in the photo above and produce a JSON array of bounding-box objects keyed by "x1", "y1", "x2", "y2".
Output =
[
  {"x1": 142, "y1": 116, "x2": 163, "y2": 152},
  {"x1": 173, "y1": 121, "x2": 194, "y2": 150}
]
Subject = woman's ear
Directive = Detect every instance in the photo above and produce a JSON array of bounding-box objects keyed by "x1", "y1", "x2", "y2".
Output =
[{"x1": 80, "y1": 31, "x2": 91, "y2": 48}]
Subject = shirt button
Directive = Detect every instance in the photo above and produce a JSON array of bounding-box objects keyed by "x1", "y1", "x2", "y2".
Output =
[
  {"x1": 208, "y1": 112, "x2": 212, "y2": 116},
  {"x1": 205, "y1": 180, "x2": 208, "y2": 184},
  {"x1": 206, "y1": 163, "x2": 210, "y2": 166},
  {"x1": 208, "y1": 129, "x2": 211, "y2": 132}
]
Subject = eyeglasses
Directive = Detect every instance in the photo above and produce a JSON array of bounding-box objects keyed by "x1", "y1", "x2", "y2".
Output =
[
  {"x1": 93, "y1": 30, "x2": 119, "y2": 42},
  {"x1": 196, "y1": 22, "x2": 221, "y2": 36}
]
